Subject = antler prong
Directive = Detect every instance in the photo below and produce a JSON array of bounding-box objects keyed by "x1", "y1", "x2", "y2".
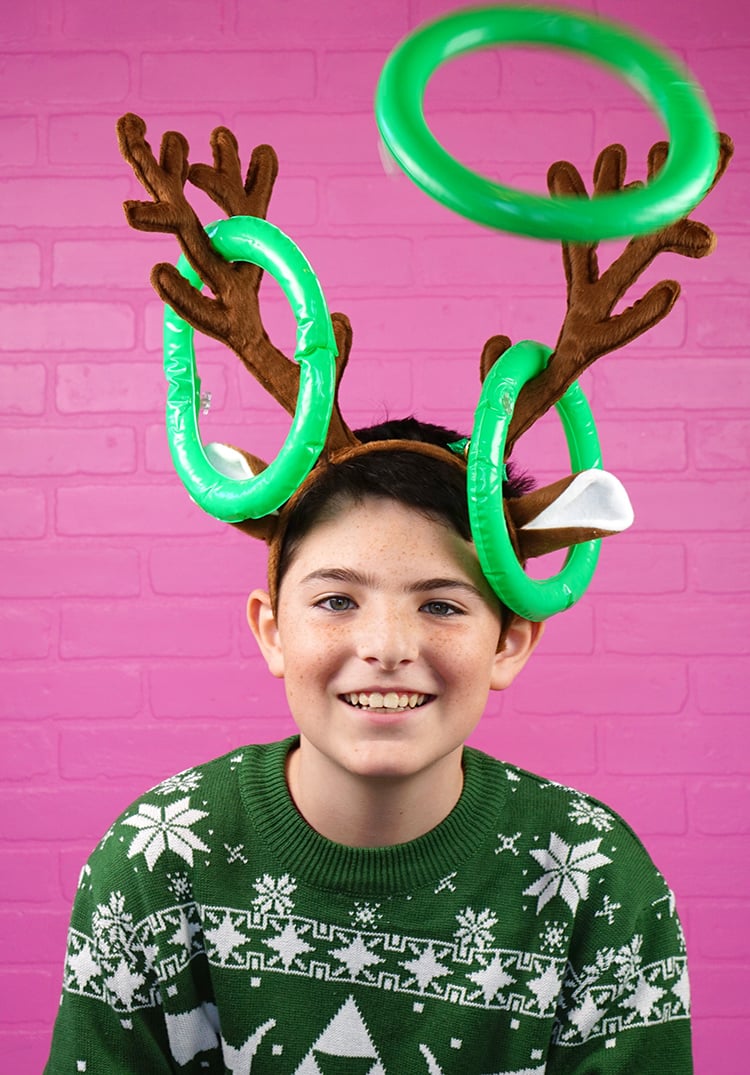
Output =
[
  {"x1": 118, "y1": 113, "x2": 359, "y2": 458},
  {"x1": 502, "y1": 132, "x2": 733, "y2": 454}
]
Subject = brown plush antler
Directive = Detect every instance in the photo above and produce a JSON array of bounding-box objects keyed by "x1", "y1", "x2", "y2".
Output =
[
  {"x1": 116, "y1": 113, "x2": 358, "y2": 458},
  {"x1": 501, "y1": 132, "x2": 734, "y2": 455}
]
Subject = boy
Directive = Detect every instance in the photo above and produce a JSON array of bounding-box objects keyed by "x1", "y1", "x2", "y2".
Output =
[{"x1": 44, "y1": 420, "x2": 692, "y2": 1074}]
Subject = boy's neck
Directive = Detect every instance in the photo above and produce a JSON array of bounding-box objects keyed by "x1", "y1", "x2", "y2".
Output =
[{"x1": 285, "y1": 740, "x2": 465, "y2": 848}]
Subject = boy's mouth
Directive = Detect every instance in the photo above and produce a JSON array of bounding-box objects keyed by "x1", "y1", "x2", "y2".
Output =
[{"x1": 341, "y1": 691, "x2": 432, "y2": 712}]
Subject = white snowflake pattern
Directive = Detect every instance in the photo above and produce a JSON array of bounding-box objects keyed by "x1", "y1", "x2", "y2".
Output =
[
  {"x1": 167, "y1": 872, "x2": 193, "y2": 902},
  {"x1": 92, "y1": 892, "x2": 135, "y2": 956},
  {"x1": 539, "y1": 920, "x2": 567, "y2": 952},
  {"x1": 523, "y1": 833, "x2": 612, "y2": 915},
  {"x1": 568, "y1": 797, "x2": 614, "y2": 832},
  {"x1": 252, "y1": 873, "x2": 297, "y2": 917},
  {"x1": 454, "y1": 907, "x2": 498, "y2": 953},
  {"x1": 595, "y1": 894, "x2": 622, "y2": 925},
  {"x1": 495, "y1": 831, "x2": 522, "y2": 856},
  {"x1": 122, "y1": 797, "x2": 210, "y2": 872},
  {"x1": 152, "y1": 769, "x2": 203, "y2": 797},
  {"x1": 348, "y1": 901, "x2": 383, "y2": 928},
  {"x1": 613, "y1": 935, "x2": 643, "y2": 982}
]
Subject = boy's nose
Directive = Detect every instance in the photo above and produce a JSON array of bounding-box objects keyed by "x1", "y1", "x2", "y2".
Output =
[{"x1": 356, "y1": 608, "x2": 418, "y2": 669}]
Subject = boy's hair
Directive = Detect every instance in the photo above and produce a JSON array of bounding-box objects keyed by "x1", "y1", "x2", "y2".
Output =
[{"x1": 272, "y1": 417, "x2": 533, "y2": 623}]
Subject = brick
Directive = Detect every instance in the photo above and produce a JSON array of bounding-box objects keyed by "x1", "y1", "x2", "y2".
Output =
[
  {"x1": 529, "y1": 602, "x2": 594, "y2": 655},
  {"x1": 55, "y1": 483, "x2": 218, "y2": 536},
  {"x1": 512, "y1": 655, "x2": 688, "y2": 715},
  {"x1": 0, "y1": 606, "x2": 53, "y2": 659},
  {"x1": 236, "y1": 0, "x2": 408, "y2": 43},
  {"x1": 603, "y1": 716, "x2": 750, "y2": 775},
  {"x1": 598, "y1": 358, "x2": 750, "y2": 410},
  {"x1": 693, "y1": 1019, "x2": 750, "y2": 1075},
  {"x1": 693, "y1": 660, "x2": 749, "y2": 715},
  {"x1": 692, "y1": 966, "x2": 750, "y2": 1017},
  {"x1": 0, "y1": 851, "x2": 61, "y2": 903},
  {"x1": 695, "y1": 293, "x2": 750, "y2": 350},
  {"x1": 0, "y1": 426, "x2": 136, "y2": 475},
  {"x1": 1, "y1": 4, "x2": 35, "y2": 39},
  {"x1": 0, "y1": 967, "x2": 61, "y2": 1026},
  {"x1": 694, "y1": 419, "x2": 750, "y2": 469},
  {"x1": 690, "y1": 540, "x2": 750, "y2": 593},
  {"x1": 148, "y1": 540, "x2": 266, "y2": 596},
  {"x1": 0, "y1": 488, "x2": 46, "y2": 538},
  {"x1": 62, "y1": 0, "x2": 224, "y2": 40},
  {"x1": 0, "y1": 547, "x2": 140, "y2": 598},
  {"x1": 0, "y1": 786, "x2": 151, "y2": 842},
  {"x1": 416, "y1": 233, "x2": 561, "y2": 288},
  {"x1": 567, "y1": 775, "x2": 687, "y2": 836},
  {"x1": 0, "y1": 665, "x2": 142, "y2": 720},
  {"x1": 588, "y1": 541, "x2": 686, "y2": 595},
  {"x1": 645, "y1": 834, "x2": 749, "y2": 899},
  {"x1": 141, "y1": 51, "x2": 315, "y2": 103},
  {"x1": 689, "y1": 779, "x2": 750, "y2": 835},
  {"x1": 0, "y1": 241, "x2": 41, "y2": 288},
  {"x1": 0, "y1": 177, "x2": 131, "y2": 229},
  {"x1": 601, "y1": 599, "x2": 750, "y2": 655},
  {"x1": 148, "y1": 659, "x2": 290, "y2": 719},
  {"x1": 59, "y1": 725, "x2": 239, "y2": 782},
  {"x1": 0, "y1": 362, "x2": 45, "y2": 414},
  {"x1": 691, "y1": 901, "x2": 750, "y2": 959},
  {"x1": 596, "y1": 420, "x2": 687, "y2": 473},
  {"x1": 0, "y1": 114, "x2": 37, "y2": 168},
  {"x1": 233, "y1": 112, "x2": 390, "y2": 169},
  {"x1": 56, "y1": 361, "x2": 169, "y2": 413},
  {"x1": 322, "y1": 48, "x2": 500, "y2": 107},
  {"x1": 0, "y1": 303, "x2": 135, "y2": 352},
  {"x1": 0, "y1": 727, "x2": 56, "y2": 781},
  {"x1": 0, "y1": 53, "x2": 129, "y2": 104},
  {"x1": 468, "y1": 713, "x2": 596, "y2": 776},
  {"x1": 60, "y1": 602, "x2": 233, "y2": 658},
  {"x1": 625, "y1": 478, "x2": 750, "y2": 532},
  {"x1": 0, "y1": 910, "x2": 69, "y2": 966},
  {"x1": 292, "y1": 234, "x2": 413, "y2": 288},
  {"x1": 52, "y1": 238, "x2": 167, "y2": 288},
  {"x1": 690, "y1": 47, "x2": 750, "y2": 107},
  {"x1": 48, "y1": 110, "x2": 224, "y2": 165}
]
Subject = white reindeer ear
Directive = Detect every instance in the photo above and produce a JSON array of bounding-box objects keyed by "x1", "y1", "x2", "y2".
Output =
[
  {"x1": 204, "y1": 442, "x2": 258, "y2": 480},
  {"x1": 521, "y1": 469, "x2": 634, "y2": 533}
]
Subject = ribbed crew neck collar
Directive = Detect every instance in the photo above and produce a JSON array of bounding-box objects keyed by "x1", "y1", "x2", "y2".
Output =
[{"x1": 239, "y1": 737, "x2": 507, "y2": 897}]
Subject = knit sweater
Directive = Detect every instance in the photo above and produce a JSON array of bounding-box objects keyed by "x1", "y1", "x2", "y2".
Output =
[{"x1": 45, "y1": 737, "x2": 691, "y2": 1074}]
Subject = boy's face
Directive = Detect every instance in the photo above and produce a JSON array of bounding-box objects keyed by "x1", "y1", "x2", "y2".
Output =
[{"x1": 249, "y1": 496, "x2": 541, "y2": 787}]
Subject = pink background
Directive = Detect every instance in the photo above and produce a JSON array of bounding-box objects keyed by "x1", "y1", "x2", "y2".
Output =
[{"x1": 1, "y1": 0, "x2": 748, "y2": 1070}]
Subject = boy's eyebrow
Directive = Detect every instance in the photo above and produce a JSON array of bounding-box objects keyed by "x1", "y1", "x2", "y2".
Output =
[
  {"x1": 407, "y1": 577, "x2": 484, "y2": 599},
  {"x1": 299, "y1": 568, "x2": 483, "y2": 599}
]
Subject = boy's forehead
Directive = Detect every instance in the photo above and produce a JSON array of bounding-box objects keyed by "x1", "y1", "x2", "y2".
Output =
[{"x1": 286, "y1": 495, "x2": 487, "y2": 588}]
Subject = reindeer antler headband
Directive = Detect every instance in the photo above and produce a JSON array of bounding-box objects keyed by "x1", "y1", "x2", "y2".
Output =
[{"x1": 116, "y1": 6, "x2": 732, "y2": 620}]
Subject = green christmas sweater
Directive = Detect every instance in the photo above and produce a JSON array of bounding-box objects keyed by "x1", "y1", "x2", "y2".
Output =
[{"x1": 45, "y1": 737, "x2": 692, "y2": 1073}]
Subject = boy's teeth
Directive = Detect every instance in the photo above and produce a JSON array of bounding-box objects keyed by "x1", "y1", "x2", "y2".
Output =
[{"x1": 347, "y1": 692, "x2": 426, "y2": 710}]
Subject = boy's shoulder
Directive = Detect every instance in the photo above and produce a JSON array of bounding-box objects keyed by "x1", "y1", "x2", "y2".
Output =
[
  {"x1": 79, "y1": 739, "x2": 292, "y2": 895},
  {"x1": 466, "y1": 745, "x2": 659, "y2": 871}
]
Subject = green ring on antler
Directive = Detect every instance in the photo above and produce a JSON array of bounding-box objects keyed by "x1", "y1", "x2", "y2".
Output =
[
  {"x1": 375, "y1": 6, "x2": 719, "y2": 241},
  {"x1": 164, "y1": 217, "x2": 337, "y2": 520},
  {"x1": 468, "y1": 340, "x2": 601, "y2": 620}
]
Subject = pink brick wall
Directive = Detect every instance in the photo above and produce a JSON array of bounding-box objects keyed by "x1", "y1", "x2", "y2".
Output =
[{"x1": 1, "y1": 0, "x2": 748, "y2": 1069}]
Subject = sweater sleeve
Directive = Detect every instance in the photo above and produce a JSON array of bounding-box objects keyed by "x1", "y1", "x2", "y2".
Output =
[
  {"x1": 43, "y1": 839, "x2": 179, "y2": 1075},
  {"x1": 544, "y1": 860, "x2": 692, "y2": 1074}
]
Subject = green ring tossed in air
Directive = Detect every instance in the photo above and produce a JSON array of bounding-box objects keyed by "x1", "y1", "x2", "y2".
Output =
[
  {"x1": 163, "y1": 217, "x2": 337, "y2": 521},
  {"x1": 375, "y1": 5, "x2": 719, "y2": 241},
  {"x1": 468, "y1": 340, "x2": 601, "y2": 620}
]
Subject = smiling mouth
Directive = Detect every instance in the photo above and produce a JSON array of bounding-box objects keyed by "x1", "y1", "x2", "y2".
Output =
[{"x1": 341, "y1": 691, "x2": 432, "y2": 712}]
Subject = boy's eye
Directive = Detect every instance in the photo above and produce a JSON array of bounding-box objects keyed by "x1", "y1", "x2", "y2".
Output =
[
  {"x1": 317, "y1": 595, "x2": 355, "y2": 612},
  {"x1": 421, "y1": 600, "x2": 462, "y2": 617}
]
